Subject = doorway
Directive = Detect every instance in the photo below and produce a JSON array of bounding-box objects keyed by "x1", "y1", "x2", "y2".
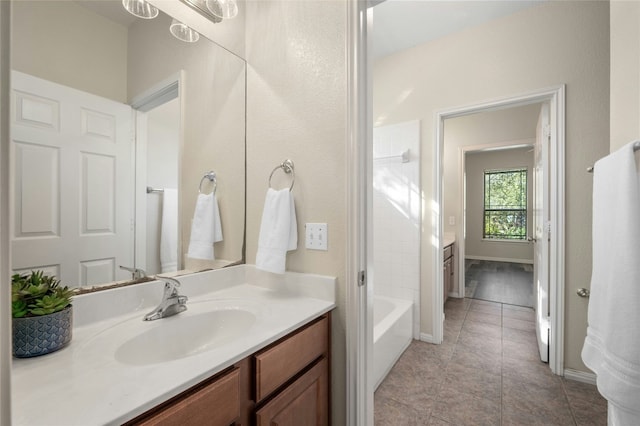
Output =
[
  {"x1": 434, "y1": 87, "x2": 565, "y2": 374},
  {"x1": 130, "y1": 73, "x2": 182, "y2": 276}
]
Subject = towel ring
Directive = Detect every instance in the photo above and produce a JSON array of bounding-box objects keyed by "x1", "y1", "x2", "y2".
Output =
[
  {"x1": 198, "y1": 171, "x2": 217, "y2": 195},
  {"x1": 268, "y1": 159, "x2": 295, "y2": 191}
]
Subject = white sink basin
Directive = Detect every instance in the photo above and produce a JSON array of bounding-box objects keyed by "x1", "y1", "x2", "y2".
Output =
[{"x1": 114, "y1": 308, "x2": 256, "y2": 365}]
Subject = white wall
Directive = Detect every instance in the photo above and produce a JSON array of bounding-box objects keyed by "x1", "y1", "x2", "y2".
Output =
[
  {"x1": 373, "y1": 121, "x2": 420, "y2": 338},
  {"x1": 610, "y1": 0, "x2": 640, "y2": 151},
  {"x1": 465, "y1": 147, "x2": 534, "y2": 262},
  {"x1": 244, "y1": 1, "x2": 347, "y2": 423},
  {"x1": 10, "y1": 1, "x2": 128, "y2": 103},
  {"x1": 374, "y1": 1, "x2": 610, "y2": 373}
]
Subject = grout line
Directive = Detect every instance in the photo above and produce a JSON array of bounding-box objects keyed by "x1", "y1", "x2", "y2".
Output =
[{"x1": 559, "y1": 378, "x2": 580, "y2": 426}]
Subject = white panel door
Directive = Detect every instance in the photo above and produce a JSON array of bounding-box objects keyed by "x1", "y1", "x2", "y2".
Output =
[
  {"x1": 11, "y1": 71, "x2": 133, "y2": 287},
  {"x1": 533, "y1": 102, "x2": 551, "y2": 362}
]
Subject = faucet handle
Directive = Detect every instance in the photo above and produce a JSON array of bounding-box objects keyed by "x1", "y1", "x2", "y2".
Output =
[
  {"x1": 155, "y1": 275, "x2": 182, "y2": 297},
  {"x1": 120, "y1": 265, "x2": 147, "y2": 280}
]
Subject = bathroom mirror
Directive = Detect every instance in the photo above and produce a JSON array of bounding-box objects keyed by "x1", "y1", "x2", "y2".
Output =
[{"x1": 9, "y1": 0, "x2": 246, "y2": 289}]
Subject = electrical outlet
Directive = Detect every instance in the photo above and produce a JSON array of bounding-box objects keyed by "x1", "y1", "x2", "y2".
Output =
[
  {"x1": 449, "y1": 216, "x2": 456, "y2": 226},
  {"x1": 305, "y1": 223, "x2": 328, "y2": 251}
]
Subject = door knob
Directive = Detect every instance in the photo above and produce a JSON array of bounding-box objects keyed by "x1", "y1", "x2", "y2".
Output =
[
  {"x1": 527, "y1": 236, "x2": 537, "y2": 242},
  {"x1": 576, "y1": 288, "x2": 590, "y2": 298}
]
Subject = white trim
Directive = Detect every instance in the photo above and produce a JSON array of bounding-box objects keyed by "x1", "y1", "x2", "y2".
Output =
[
  {"x1": 434, "y1": 85, "x2": 566, "y2": 377},
  {"x1": 419, "y1": 333, "x2": 437, "y2": 344},
  {"x1": 131, "y1": 72, "x2": 184, "y2": 274},
  {"x1": 480, "y1": 239, "x2": 530, "y2": 244},
  {"x1": 130, "y1": 73, "x2": 180, "y2": 112},
  {"x1": 564, "y1": 369, "x2": 597, "y2": 386},
  {"x1": 465, "y1": 255, "x2": 534, "y2": 264},
  {"x1": 346, "y1": 2, "x2": 371, "y2": 425}
]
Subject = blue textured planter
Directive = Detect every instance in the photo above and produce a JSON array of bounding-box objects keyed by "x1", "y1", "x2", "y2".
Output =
[{"x1": 12, "y1": 306, "x2": 73, "y2": 358}]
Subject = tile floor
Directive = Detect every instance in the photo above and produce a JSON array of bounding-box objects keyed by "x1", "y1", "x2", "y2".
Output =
[
  {"x1": 374, "y1": 297, "x2": 607, "y2": 425},
  {"x1": 466, "y1": 260, "x2": 534, "y2": 307}
]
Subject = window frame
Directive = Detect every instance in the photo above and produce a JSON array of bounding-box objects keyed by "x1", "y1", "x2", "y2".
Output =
[{"x1": 482, "y1": 167, "x2": 528, "y2": 241}]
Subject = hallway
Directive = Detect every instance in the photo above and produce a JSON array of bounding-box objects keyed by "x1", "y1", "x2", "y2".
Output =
[{"x1": 374, "y1": 297, "x2": 607, "y2": 425}]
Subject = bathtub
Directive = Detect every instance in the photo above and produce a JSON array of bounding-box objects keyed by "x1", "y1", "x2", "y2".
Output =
[{"x1": 373, "y1": 295, "x2": 413, "y2": 390}]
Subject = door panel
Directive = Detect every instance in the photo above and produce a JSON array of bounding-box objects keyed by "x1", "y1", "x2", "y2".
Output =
[
  {"x1": 534, "y1": 102, "x2": 550, "y2": 363},
  {"x1": 11, "y1": 71, "x2": 133, "y2": 287}
]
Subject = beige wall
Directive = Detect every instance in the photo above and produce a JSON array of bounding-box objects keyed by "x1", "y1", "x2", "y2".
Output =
[
  {"x1": 374, "y1": 1, "x2": 610, "y2": 373},
  {"x1": 0, "y1": 1, "x2": 10, "y2": 423},
  {"x1": 244, "y1": 1, "x2": 347, "y2": 423},
  {"x1": 127, "y1": 13, "x2": 246, "y2": 269},
  {"x1": 150, "y1": 0, "x2": 246, "y2": 60},
  {"x1": 610, "y1": 0, "x2": 640, "y2": 151},
  {"x1": 444, "y1": 105, "x2": 539, "y2": 264},
  {"x1": 464, "y1": 147, "x2": 534, "y2": 262},
  {"x1": 11, "y1": 0, "x2": 128, "y2": 103}
]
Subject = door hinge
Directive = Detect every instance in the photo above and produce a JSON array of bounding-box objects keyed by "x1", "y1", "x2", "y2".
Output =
[{"x1": 358, "y1": 270, "x2": 366, "y2": 287}]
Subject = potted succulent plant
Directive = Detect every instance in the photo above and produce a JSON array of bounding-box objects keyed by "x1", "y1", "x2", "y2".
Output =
[{"x1": 11, "y1": 270, "x2": 74, "y2": 358}]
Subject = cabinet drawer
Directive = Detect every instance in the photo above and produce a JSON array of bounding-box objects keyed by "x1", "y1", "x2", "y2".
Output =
[
  {"x1": 255, "y1": 358, "x2": 328, "y2": 426},
  {"x1": 444, "y1": 244, "x2": 453, "y2": 260},
  {"x1": 254, "y1": 315, "x2": 328, "y2": 402},
  {"x1": 135, "y1": 368, "x2": 240, "y2": 426}
]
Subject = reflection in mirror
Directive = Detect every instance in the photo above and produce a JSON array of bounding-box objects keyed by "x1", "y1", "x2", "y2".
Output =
[{"x1": 9, "y1": 0, "x2": 246, "y2": 290}]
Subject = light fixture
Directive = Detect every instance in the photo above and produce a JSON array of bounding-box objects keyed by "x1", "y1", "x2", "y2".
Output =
[
  {"x1": 169, "y1": 19, "x2": 200, "y2": 43},
  {"x1": 205, "y1": 0, "x2": 238, "y2": 19},
  {"x1": 122, "y1": 0, "x2": 159, "y2": 19}
]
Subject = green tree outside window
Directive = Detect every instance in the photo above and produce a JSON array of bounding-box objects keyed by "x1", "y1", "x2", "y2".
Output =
[{"x1": 483, "y1": 168, "x2": 527, "y2": 240}]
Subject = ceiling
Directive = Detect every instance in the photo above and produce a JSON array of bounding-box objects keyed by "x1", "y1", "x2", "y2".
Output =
[{"x1": 372, "y1": 0, "x2": 545, "y2": 59}]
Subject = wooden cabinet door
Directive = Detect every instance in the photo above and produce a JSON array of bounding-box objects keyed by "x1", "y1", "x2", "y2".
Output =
[
  {"x1": 130, "y1": 368, "x2": 240, "y2": 426},
  {"x1": 255, "y1": 358, "x2": 328, "y2": 426}
]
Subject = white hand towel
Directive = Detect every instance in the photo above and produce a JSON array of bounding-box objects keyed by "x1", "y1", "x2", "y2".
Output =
[
  {"x1": 160, "y1": 188, "x2": 178, "y2": 272},
  {"x1": 255, "y1": 188, "x2": 297, "y2": 274},
  {"x1": 582, "y1": 140, "x2": 640, "y2": 417},
  {"x1": 187, "y1": 192, "x2": 223, "y2": 260}
]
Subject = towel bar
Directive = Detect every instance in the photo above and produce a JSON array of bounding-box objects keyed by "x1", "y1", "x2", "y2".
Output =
[
  {"x1": 588, "y1": 140, "x2": 640, "y2": 173},
  {"x1": 147, "y1": 186, "x2": 164, "y2": 194},
  {"x1": 269, "y1": 159, "x2": 295, "y2": 191},
  {"x1": 199, "y1": 171, "x2": 217, "y2": 195}
]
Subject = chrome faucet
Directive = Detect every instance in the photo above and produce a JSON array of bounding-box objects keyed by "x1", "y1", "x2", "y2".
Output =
[
  {"x1": 143, "y1": 276, "x2": 188, "y2": 321},
  {"x1": 120, "y1": 265, "x2": 147, "y2": 280}
]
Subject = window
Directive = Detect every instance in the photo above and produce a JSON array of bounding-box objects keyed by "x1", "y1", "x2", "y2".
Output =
[{"x1": 483, "y1": 168, "x2": 527, "y2": 240}]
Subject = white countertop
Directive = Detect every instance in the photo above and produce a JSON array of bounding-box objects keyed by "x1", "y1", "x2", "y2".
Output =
[
  {"x1": 12, "y1": 266, "x2": 336, "y2": 426},
  {"x1": 443, "y1": 233, "x2": 456, "y2": 248}
]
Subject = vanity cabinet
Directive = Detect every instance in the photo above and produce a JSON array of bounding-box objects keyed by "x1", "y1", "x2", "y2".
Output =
[
  {"x1": 126, "y1": 357, "x2": 253, "y2": 426},
  {"x1": 254, "y1": 315, "x2": 330, "y2": 426},
  {"x1": 125, "y1": 313, "x2": 331, "y2": 426},
  {"x1": 444, "y1": 243, "x2": 454, "y2": 303}
]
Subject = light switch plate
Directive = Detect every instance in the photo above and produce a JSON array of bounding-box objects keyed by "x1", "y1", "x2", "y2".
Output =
[{"x1": 305, "y1": 223, "x2": 328, "y2": 250}]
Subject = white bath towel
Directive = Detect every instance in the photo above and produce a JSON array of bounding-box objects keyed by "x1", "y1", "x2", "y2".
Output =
[
  {"x1": 187, "y1": 192, "x2": 223, "y2": 260},
  {"x1": 582, "y1": 140, "x2": 640, "y2": 418},
  {"x1": 255, "y1": 188, "x2": 297, "y2": 274},
  {"x1": 160, "y1": 188, "x2": 178, "y2": 272}
]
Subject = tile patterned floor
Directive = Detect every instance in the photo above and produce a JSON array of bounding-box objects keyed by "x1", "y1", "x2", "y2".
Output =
[
  {"x1": 466, "y1": 260, "x2": 534, "y2": 307},
  {"x1": 374, "y1": 298, "x2": 608, "y2": 425}
]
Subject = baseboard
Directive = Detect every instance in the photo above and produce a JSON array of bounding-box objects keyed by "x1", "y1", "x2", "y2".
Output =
[
  {"x1": 419, "y1": 333, "x2": 436, "y2": 344},
  {"x1": 564, "y1": 368, "x2": 597, "y2": 385},
  {"x1": 465, "y1": 255, "x2": 534, "y2": 265}
]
